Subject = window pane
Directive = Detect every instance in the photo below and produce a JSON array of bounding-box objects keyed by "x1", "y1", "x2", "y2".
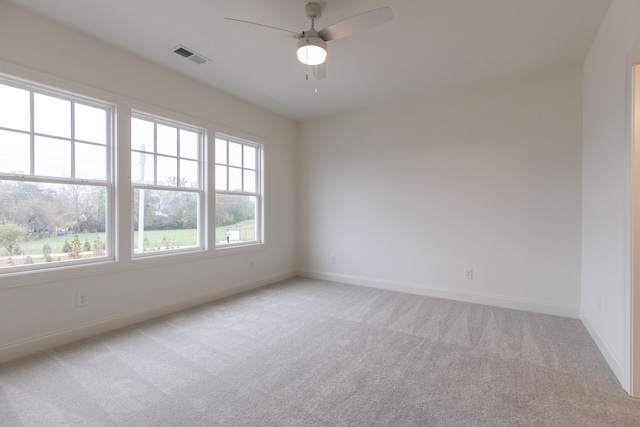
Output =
[
  {"x1": 180, "y1": 159, "x2": 198, "y2": 188},
  {"x1": 131, "y1": 118, "x2": 154, "y2": 152},
  {"x1": 0, "y1": 78, "x2": 113, "y2": 272},
  {"x1": 215, "y1": 138, "x2": 227, "y2": 165},
  {"x1": 243, "y1": 145, "x2": 256, "y2": 170},
  {"x1": 0, "y1": 130, "x2": 30, "y2": 174},
  {"x1": 228, "y1": 167, "x2": 242, "y2": 191},
  {"x1": 132, "y1": 152, "x2": 155, "y2": 184},
  {"x1": 215, "y1": 194, "x2": 256, "y2": 244},
  {"x1": 228, "y1": 142, "x2": 242, "y2": 167},
  {"x1": 75, "y1": 104, "x2": 106, "y2": 144},
  {"x1": 34, "y1": 93, "x2": 71, "y2": 138},
  {"x1": 157, "y1": 156, "x2": 177, "y2": 186},
  {"x1": 0, "y1": 180, "x2": 108, "y2": 270},
  {"x1": 180, "y1": 130, "x2": 198, "y2": 160},
  {"x1": 215, "y1": 165, "x2": 227, "y2": 190},
  {"x1": 34, "y1": 136, "x2": 70, "y2": 178},
  {"x1": 131, "y1": 114, "x2": 203, "y2": 258},
  {"x1": 157, "y1": 124, "x2": 177, "y2": 156},
  {"x1": 0, "y1": 84, "x2": 30, "y2": 131},
  {"x1": 133, "y1": 188, "x2": 199, "y2": 253},
  {"x1": 244, "y1": 170, "x2": 256, "y2": 192},
  {"x1": 76, "y1": 143, "x2": 106, "y2": 180}
]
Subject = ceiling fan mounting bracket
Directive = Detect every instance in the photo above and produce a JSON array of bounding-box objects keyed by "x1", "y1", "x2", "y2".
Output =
[{"x1": 305, "y1": 3, "x2": 322, "y2": 21}]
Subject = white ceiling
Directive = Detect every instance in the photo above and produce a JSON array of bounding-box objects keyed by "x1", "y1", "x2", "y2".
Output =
[{"x1": 7, "y1": 0, "x2": 612, "y2": 122}]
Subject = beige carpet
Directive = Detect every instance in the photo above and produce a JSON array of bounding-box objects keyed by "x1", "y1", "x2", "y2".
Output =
[{"x1": 1, "y1": 277, "x2": 639, "y2": 426}]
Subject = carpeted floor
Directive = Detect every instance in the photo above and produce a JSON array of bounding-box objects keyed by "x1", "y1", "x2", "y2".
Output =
[{"x1": 1, "y1": 277, "x2": 639, "y2": 426}]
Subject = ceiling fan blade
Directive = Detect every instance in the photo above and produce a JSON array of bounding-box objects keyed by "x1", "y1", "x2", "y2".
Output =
[
  {"x1": 318, "y1": 7, "x2": 393, "y2": 41},
  {"x1": 313, "y1": 63, "x2": 327, "y2": 80},
  {"x1": 224, "y1": 18, "x2": 301, "y2": 39}
]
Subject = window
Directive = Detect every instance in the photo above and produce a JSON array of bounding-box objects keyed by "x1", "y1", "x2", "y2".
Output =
[
  {"x1": 215, "y1": 135, "x2": 262, "y2": 247},
  {"x1": 0, "y1": 76, "x2": 113, "y2": 272},
  {"x1": 131, "y1": 113, "x2": 204, "y2": 255}
]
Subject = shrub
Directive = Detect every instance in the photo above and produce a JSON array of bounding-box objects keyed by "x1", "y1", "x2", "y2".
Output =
[
  {"x1": 0, "y1": 221, "x2": 27, "y2": 256},
  {"x1": 160, "y1": 236, "x2": 172, "y2": 249},
  {"x1": 93, "y1": 234, "x2": 105, "y2": 256},
  {"x1": 68, "y1": 234, "x2": 83, "y2": 259},
  {"x1": 42, "y1": 242, "x2": 52, "y2": 257}
]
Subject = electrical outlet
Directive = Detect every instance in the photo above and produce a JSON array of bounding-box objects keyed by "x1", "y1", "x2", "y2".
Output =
[
  {"x1": 249, "y1": 260, "x2": 254, "y2": 270},
  {"x1": 77, "y1": 293, "x2": 88, "y2": 307},
  {"x1": 597, "y1": 296, "x2": 602, "y2": 312},
  {"x1": 464, "y1": 268, "x2": 473, "y2": 280},
  {"x1": 330, "y1": 255, "x2": 336, "y2": 264}
]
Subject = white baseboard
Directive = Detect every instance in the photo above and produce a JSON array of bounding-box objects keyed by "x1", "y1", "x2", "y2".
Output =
[
  {"x1": 580, "y1": 307, "x2": 627, "y2": 390},
  {"x1": 0, "y1": 270, "x2": 296, "y2": 365},
  {"x1": 299, "y1": 270, "x2": 580, "y2": 318}
]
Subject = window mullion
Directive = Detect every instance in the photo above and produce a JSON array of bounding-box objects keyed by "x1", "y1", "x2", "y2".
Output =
[
  {"x1": 132, "y1": 183, "x2": 201, "y2": 193},
  {"x1": 153, "y1": 122, "x2": 158, "y2": 185},
  {"x1": 226, "y1": 140, "x2": 230, "y2": 191},
  {"x1": 176, "y1": 129, "x2": 181, "y2": 188},
  {"x1": 240, "y1": 142, "x2": 244, "y2": 191},
  {"x1": 30, "y1": 91, "x2": 35, "y2": 176},
  {"x1": 70, "y1": 101, "x2": 75, "y2": 179}
]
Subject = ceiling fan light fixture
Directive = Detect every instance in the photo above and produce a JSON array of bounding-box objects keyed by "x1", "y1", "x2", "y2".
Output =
[{"x1": 296, "y1": 36, "x2": 327, "y2": 66}]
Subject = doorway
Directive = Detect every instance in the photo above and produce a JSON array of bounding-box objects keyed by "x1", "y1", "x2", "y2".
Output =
[{"x1": 631, "y1": 64, "x2": 640, "y2": 397}]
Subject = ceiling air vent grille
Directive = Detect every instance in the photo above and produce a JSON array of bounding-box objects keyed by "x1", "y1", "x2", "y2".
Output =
[{"x1": 172, "y1": 45, "x2": 210, "y2": 65}]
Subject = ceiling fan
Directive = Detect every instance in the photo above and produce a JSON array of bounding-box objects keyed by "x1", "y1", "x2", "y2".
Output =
[{"x1": 225, "y1": 3, "x2": 393, "y2": 80}]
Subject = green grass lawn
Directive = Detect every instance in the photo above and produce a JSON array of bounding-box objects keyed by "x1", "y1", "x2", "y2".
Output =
[
  {"x1": 134, "y1": 229, "x2": 198, "y2": 250},
  {"x1": 4, "y1": 220, "x2": 257, "y2": 257},
  {"x1": 17, "y1": 232, "x2": 106, "y2": 256}
]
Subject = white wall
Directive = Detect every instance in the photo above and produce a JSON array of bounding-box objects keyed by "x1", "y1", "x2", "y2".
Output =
[
  {"x1": 298, "y1": 67, "x2": 583, "y2": 318},
  {"x1": 581, "y1": 0, "x2": 640, "y2": 392},
  {"x1": 0, "y1": 3, "x2": 297, "y2": 363}
]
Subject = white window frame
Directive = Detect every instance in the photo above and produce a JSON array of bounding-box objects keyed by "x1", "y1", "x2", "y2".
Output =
[
  {"x1": 131, "y1": 111, "x2": 205, "y2": 257},
  {"x1": 214, "y1": 134, "x2": 263, "y2": 249},
  {"x1": 0, "y1": 74, "x2": 115, "y2": 274}
]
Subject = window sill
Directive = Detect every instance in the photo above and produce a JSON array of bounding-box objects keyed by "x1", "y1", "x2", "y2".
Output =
[
  {"x1": 214, "y1": 242, "x2": 266, "y2": 256},
  {"x1": 0, "y1": 258, "x2": 118, "y2": 290},
  {"x1": 0, "y1": 243, "x2": 267, "y2": 290}
]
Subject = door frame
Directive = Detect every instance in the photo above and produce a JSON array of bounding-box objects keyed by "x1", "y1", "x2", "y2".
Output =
[{"x1": 631, "y1": 63, "x2": 640, "y2": 397}]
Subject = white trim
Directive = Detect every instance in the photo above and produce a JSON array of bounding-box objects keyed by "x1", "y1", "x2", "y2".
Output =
[
  {"x1": 214, "y1": 135, "x2": 264, "y2": 249},
  {"x1": 622, "y1": 37, "x2": 640, "y2": 395},
  {"x1": 0, "y1": 73, "x2": 115, "y2": 276},
  {"x1": 299, "y1": 270, "x2": 580, "y2": 318},
  {"x1": 129, "y1": 112, "x2": 206, "y2": 257},
  {"x1": 0, "y1": 269, "x2": 296, "y2": 365},
  {"x1": 581, "y1": 307, "x2": 625, "y2": 386}
]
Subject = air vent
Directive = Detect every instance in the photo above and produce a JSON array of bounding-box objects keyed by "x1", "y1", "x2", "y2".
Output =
[{"x1": 172, "y1": 45, "x2": 210, "y2": 65}]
